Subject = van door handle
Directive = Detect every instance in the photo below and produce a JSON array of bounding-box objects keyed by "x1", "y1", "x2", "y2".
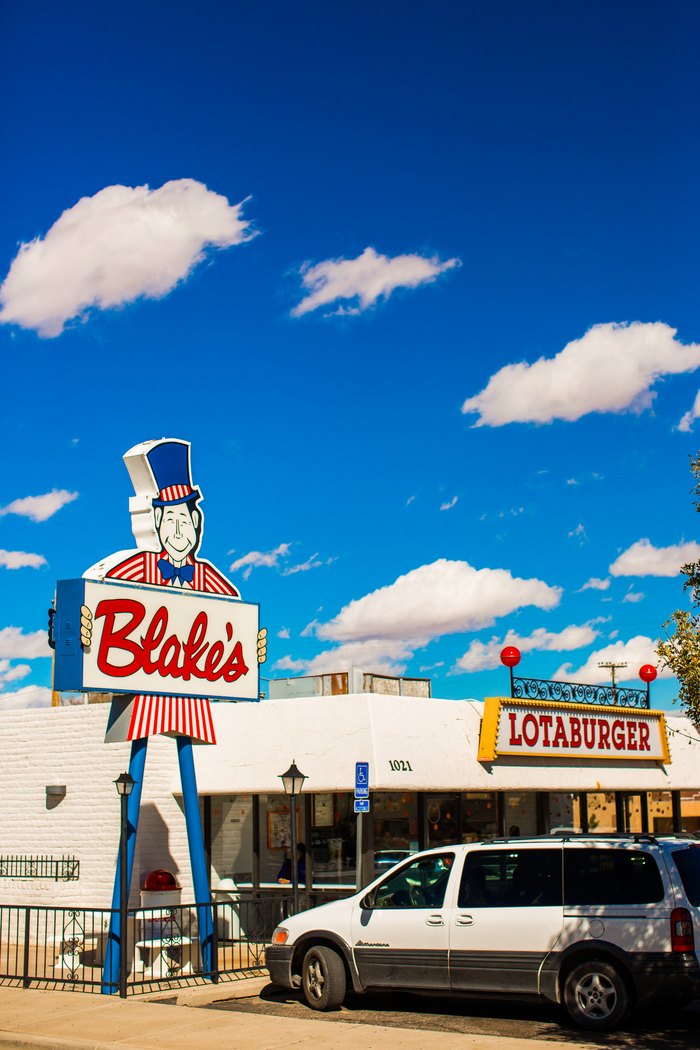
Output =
[
  {"x1": 425, "y1": 914, "x2": 444, "y2": 926},
  {"x1": 456, "y1": 914, "x2": 474, "y2": 926}
]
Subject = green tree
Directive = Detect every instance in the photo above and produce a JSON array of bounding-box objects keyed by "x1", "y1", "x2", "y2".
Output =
[{"x1": 657, "y1": 452, "x2": 700, "y2": 725}]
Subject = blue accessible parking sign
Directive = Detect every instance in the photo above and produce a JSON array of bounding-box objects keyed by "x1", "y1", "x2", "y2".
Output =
[
  {"x1": 354, "y1": 798, "x2": 370, "y2": 814},
  {"x1": 355, "y1": 761, "x2": 369, "y2": 798}
]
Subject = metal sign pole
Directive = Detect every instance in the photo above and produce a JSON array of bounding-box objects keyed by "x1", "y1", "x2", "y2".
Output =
[{"x1": 355, "y1": 811, "x2": 363, "y2": 892}]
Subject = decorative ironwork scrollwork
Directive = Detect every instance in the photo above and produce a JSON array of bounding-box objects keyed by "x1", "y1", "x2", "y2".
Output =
[{"x1": 512, "y1": 676, "x2": 649, "y2": 708}]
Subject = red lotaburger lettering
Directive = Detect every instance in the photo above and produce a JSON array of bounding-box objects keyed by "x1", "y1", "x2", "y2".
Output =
[{"x1": 94, "y1": 598, "x2": 249, "y2": 684}]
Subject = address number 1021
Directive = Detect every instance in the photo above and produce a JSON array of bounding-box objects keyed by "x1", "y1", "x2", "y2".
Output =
[{"x1": 388, "y1": 760, "x2": 413, "y2": 771}]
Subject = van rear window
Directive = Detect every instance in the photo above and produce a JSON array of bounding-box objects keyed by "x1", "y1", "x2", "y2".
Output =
[
  {"x1": 564, "y1": 849, "x2": 663, "y2": 905},
  {"x1": 672, "y1": 847, "x2": 700, "y2": 907}
]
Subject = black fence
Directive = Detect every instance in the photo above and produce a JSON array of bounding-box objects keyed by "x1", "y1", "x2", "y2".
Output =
[
  {"x1": 0, "y1": 856, "x2": 80, "y2": 881},
  {"x1": 512, "y1": 676, "x2": 649, "y2": 709},
  {"x1": 0, "y1": 896, "x2": 287, "y2": 993}
]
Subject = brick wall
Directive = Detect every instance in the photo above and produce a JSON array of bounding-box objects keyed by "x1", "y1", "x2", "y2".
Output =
[{"x1": 0, "y1": 706, "x2": 194, "y2": 907}]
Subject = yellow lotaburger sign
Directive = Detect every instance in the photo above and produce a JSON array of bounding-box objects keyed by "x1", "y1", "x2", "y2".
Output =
[{"x1": 477, "y1": 696, "x2": 670, "y2": 764}]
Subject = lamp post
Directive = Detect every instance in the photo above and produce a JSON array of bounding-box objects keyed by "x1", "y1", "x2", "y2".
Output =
[
  {"x1": 114, "y1": 772, "x2": 135, "y2": 998},
  {"x1": 279, "y1": 761, "x2": 307, "y2": 915}
]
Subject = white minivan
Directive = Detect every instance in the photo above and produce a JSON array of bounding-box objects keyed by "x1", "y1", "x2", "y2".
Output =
[{"x1": 266, "y1": 834, "x2": 700, "y2": 1031}]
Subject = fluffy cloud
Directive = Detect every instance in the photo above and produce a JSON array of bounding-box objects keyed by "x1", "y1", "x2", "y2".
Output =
[
  {"x1": 553, "y1": 637, "x2": 670, "y2": 683},
  {"x1": 291, "y1": 246, "x2": 459, "y2": 317},
  {"x1": 579, "y1": 577, "x2": 610, "y2": 592},
  {"x1": 0, "y1": 179, "x2": 254, "y2": 337},
  {"x1": 0, "y1": 489, "x2": 78, "y2": 522},
  {"x1": 0, "y1": 660, "x2": 31, "y2": 686},
  {"x1": 609, "y1": 538, "x2": 700, "y2": 577},
  {"x1": 677, "y1": 389, "x2": 700, "y2": 432},
  {"x1": 230, "y1": 543, "x2": 291, "y2": 580},
  {"x1": 282, "y1": 553, "x2": 336, "y2": 576},
  {"x1": 622, "y1": 590, "x2": 645, "y2": 604},
  {"x1": 461, "y1": 322, "x2": 700, "y2": 427},
  {"x1": 440, "y1": 496, "x2": 458, "y2": 511},
  {"x1": 0, "y1": 685, "x2": 52, "y2": 709},
  {"x1": 453, "y1": 623, "x2": 601, "y2": 674},
  {"x1": 274, "y1": 639, "x2": 416, "y2": 677},
  {"x1": 0, "y1": 550, "x2": 46, "y2": 570},
  {"x1": 0, "y1": 626, "x2": 52, "y2": 659},
  {"x1": 313, "y1": 559, "x2": 561, "y2": 643}
]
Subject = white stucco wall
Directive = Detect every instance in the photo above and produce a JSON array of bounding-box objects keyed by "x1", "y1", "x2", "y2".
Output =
[{"x1": 0, "y1": 695, "x2": 697, "y2": 906}]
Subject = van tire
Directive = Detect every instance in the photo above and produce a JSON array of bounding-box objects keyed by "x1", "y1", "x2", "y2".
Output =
[
  {"x1": 301, "y1": 945, "x2": 346, "y2": 1010},
  {"x1": 563, "y1": 958, "x2": 630, "y2": 1031}
]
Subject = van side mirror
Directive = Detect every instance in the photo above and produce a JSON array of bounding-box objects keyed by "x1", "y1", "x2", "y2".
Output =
[{"x1": 360, "y1": 890, "x2": 375, "y2": 909}]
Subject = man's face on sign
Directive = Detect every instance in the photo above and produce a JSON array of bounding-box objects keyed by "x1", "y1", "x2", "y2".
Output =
[{"x1": 154, "y1": 504, "x2": 200, "y2": 565}]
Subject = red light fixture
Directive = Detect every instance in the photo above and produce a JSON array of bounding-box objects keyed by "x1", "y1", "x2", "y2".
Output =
[{"x1": 500, "y1": 646, "x2": 521, "y2": 668}]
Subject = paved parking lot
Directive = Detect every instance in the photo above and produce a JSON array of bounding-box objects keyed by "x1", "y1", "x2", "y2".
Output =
[{"x1": 206, "y1": 983, "x2": 700, "y2": 1048}]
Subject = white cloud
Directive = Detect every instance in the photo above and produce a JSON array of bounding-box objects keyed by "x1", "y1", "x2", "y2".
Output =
[
  {"x1": 0, "y1": 550, "x2": 46, "y2": 570},
  {"x1": 282, "y1": 553, "x2": 336, "y2": 576},
  {"x1": 553, "y1": 636, "x2": 670, "y2": 683},
  {"x1": 0, "y1": 489, "x2": 78, "y2": 522},
  {"x1": 609, "y1": 538, "x2": 700, "y2": 577},
  {"x1": 271, "y1": 655, "x2": 308, "y2": 673},
  {"x1": 291, "y1": 246, "x2": 460, "y2": 317},
  {"x1": 440, "y1": 496, "x2": 458, "y2": 512},
  {"x1": 453, "y1": 623, "x2": 601, "y2": 674},
  {"x1": 276, "y1": 638, "x2": 416, "y2": 678},
  {"x1": 568, "y1": 523, "x2": 588, "y2": 543},
  {"x1": 0, "y1": 626, "x2": 51, "y2": 659},
  {"x1": 579, "y1": 577, "x2": 610, "y2": 592},
  {"x1": 0, "y1": 684, "x2": 52, "y2": 709},
  {"x1": 313, "y1": 559, "x2": 561, "y2": 643},
  {"x1": 566, "y1": 478, "x2": 579, "y2": 486},
  {"x1": 0, "y1": 621, "x2": 51, "y2": 655},
  {"x1": 277, "y1": 627, "x2": 290, "y2": 640},
  {"x1": 0, "y1": 179, "x2": 254, "y2": 337},
  {"x1": 677, "y1": 389, "x2": 700, "y2": 432},
  {"x1": 622, "y1": 590, "x2": 645, "y2": 604},
  {"x1": 0, "y1": 660, "x2": 31, "y2": 686},
  {"x1": 406, "y1": 495, "x2": 416, "y2": 506},
  {"x1": 461, "y1": 322, "x2": 700, "y2": 427},
  {"x1": 230, "y1": 543, "x2": 291, "y2": 580}
]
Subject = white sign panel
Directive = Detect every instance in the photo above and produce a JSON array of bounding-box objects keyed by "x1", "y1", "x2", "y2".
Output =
[
  {"x1": 55, "y1": 578, "x2": 259, "y2": 702},
  {"x1": 478, "y1": 697, "x2": 670, "y2": 763}
]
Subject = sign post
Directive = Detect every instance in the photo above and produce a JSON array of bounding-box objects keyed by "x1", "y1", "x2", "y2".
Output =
[
  {"x1": 53, "y1": 438, "x2": 264, "y2": 994},
  {"x1": 354, "y1": 762, "x2": 369, "y2": 890}
]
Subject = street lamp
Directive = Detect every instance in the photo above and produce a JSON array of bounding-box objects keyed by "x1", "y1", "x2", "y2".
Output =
[
  {"x1": 279, "y1": 761, "x2": 307, "y2": 914},
  {"x1": 114, "y1": 772, "x2": 134, "y2": 997}
]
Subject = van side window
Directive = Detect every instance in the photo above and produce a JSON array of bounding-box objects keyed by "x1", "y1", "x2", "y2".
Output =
[
  {"x1": 373, "y1": 853, "x2": 455, "y2": 909},
  {"x1": 564, "y1": 849, "x2": 664, "y2": 905},
  {"x1": 458, "y1": 850, "x2": 562, "y2": 908}
]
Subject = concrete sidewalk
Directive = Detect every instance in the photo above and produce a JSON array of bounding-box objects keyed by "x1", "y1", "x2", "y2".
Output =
[{"x1": 0, "y1": 978, "x2": 592, "y2": 1050}]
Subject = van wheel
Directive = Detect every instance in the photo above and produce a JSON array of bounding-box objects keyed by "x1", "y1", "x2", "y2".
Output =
[
  {"x1": 563, "y1": 959, "x2": 629, "y2": 1031},
  {"x1": 301, "y1": 945, "x2": 346, "y2": 1011}
]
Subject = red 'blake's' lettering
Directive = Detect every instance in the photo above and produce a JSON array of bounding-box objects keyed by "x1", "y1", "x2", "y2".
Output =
[{"x1": 94, "y1": 598, "x2": 248, "y2": 684}]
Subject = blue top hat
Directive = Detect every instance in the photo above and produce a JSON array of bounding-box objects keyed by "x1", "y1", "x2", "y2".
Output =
[{"x1": 147, "y1": 440, "x2": 202, "y2": 507}]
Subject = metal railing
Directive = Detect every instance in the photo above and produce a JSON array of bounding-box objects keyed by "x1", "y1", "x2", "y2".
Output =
[
  {"x1": 0, "y1": 896, "x2": 286, "y2": 993},
  {"x1": 512, "y1": 676, "x2": 649, "y2": 709},
  {"x1": 0, "y1": 856, "x2": 80, "y2": 881}
]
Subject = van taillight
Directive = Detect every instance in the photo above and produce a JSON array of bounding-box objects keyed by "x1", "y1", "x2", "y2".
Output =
[{"x1": 671, "y1": 908, "x2": 695, "y2": 953}]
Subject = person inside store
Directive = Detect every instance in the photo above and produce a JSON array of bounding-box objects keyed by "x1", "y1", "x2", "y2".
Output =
[{"x1": 277, "y1": 843, "x2": 306, "y2": 885}]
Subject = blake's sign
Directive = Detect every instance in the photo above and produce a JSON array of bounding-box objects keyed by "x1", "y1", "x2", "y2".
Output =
[
  {"x1": 477, "y1": 697, "x2": 670, "y2": 763},
  {"x1": 54, "y1": 578, "x2": 259, "y2": 701}
]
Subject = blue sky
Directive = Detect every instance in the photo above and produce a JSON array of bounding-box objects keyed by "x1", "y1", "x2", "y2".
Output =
[{"x1": 1, "y1": 2, "x2": 699, "y2": 711}]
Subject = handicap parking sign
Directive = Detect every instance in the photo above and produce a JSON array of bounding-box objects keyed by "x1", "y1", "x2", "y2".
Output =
[{"x1": 355, "y1": 761, "x2": 369, "y2": 798}]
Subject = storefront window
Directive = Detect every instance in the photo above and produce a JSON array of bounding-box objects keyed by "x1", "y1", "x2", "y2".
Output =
[
  {"x1": 373, "y1": 793, "x2": 418, "y2": 851},
  {"x1": 426, "y1": 794, "x2": 460, "y2": 846},
  {"x1": 586, "y1": 792, "x2": 617, "y2": 833},
  {"x1": 648, "y1": 791, "x2": 674, "y2": 833},
  {"x1": 548, "y1": 793, "x2": 584, "y2": 833},
  {"x1": 310, "y1": 791, "x2": 356, "y2": 886},
  {"x1": 461, "y1": 793, "x2": 498, "y2": 842},
  {"x1": 503, "y1": 793, "x2": 537, "y2": 837},
  {"x1": 209, "y1": 794, "x2": 254, "y2": 884}
]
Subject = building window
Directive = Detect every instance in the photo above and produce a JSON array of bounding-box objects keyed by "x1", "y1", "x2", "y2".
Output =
[
  {"x1": 374, "y1": 793, "x2": 418, "y2": 852},
  {"x1": 310, "y1": 792, "x2": 356, "y2": 886},
  {"x1": 461, "y1": 793, "x2": 498, "y2": 842}
]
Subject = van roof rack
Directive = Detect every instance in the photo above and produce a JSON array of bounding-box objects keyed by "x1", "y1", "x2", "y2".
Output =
[{"x1": 481, "y1": 832, "x2": 658, "y2": 845}]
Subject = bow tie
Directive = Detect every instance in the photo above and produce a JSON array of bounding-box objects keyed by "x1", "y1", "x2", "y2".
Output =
[{"x1": 158, "y1": 559, "x2": 195, "y2": 584}]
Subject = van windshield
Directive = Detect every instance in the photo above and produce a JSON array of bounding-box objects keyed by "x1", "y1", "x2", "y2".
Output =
[{"x1": 672, "y1": 847, "x2": 700, "y2": 906}]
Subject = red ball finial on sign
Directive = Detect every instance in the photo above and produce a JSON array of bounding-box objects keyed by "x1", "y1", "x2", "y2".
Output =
[
  {"x1": 500, "y1": 646, "x2": 521, "y2": 668},
  {"x1": 639, "y1": 664, "x2": 657, "y2": 684}
]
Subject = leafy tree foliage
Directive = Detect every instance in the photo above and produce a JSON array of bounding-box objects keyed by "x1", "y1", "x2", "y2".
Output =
[{"x1": 657, "y1": 453, "x2": 700, "y2": 724}]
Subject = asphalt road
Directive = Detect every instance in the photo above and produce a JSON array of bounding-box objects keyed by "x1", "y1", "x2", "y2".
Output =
[{"x1": 206, "y1": 984, "x2": 700, "y2": 1049}]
